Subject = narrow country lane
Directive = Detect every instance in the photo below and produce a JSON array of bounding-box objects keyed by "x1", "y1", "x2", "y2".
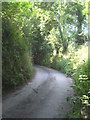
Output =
[{"x1": 3, "y1": 65, "x2": 74, "y2": 118}]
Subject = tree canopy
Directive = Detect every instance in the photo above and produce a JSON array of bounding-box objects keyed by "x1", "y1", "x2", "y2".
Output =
[{"x1": 2, "y1": 2, "x2": 89, "y2": 118}]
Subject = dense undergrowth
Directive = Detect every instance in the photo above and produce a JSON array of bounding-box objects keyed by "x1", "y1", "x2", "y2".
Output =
[
  {"x1": 2, "y1": 17, "x2": 34, "y2": 91},
  {"x1": 59, "y1": 44, "x2": 89, "y2": 118}
]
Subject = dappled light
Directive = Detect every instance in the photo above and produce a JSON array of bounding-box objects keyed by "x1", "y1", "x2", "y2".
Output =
[{"x1": 2, "y1": 1, "x2": 89, "y2": 119}]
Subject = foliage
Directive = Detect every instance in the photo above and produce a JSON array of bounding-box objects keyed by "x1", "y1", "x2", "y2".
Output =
[
  {"x1": 51, "y1": 43, "x2": 89, "y2": 118},
  {"x1": 2, "y1": 1, "x2": 89, "y2": 118},
  {"x1": 2, "y1": 2, "x2": 34, "y2": 90}
]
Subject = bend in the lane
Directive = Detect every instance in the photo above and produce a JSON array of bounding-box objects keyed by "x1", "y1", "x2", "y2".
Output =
[{"x1": 3, "y1": 65, "x2": 74, "y2": 118}]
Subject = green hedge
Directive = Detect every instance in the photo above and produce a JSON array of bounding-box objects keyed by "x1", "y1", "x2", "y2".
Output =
[{"x1": 2, "y1": 19, "x2": 34, "y2": 90}]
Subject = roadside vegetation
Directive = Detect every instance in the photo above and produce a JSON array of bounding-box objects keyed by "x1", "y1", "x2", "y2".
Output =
[{"x1": 2, "y1": 2, "x2": 89, "y2": 118}]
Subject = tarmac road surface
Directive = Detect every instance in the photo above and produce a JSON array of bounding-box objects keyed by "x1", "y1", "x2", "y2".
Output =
[{"x1": 3, "y1": 65, "x2": 74, "y2": 118}]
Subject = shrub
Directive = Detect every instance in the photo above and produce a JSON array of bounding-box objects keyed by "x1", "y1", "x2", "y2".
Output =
[{"x1": 2, "y1": 19, "x2": 34, "y2": 90}]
